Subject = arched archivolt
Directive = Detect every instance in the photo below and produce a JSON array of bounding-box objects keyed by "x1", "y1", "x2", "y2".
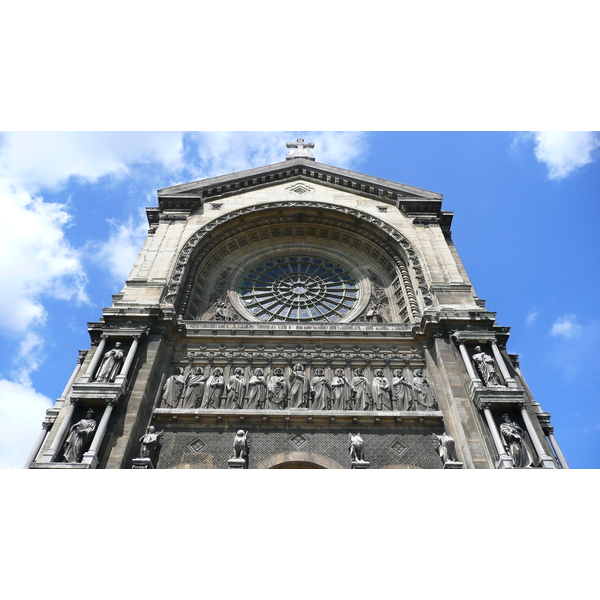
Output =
[
  {"x1": 163, "y1": 201, "x2": 432, "y2": 320},
  {"x1": 256, "y1": 451, "x2": 345, "y2": 470}
]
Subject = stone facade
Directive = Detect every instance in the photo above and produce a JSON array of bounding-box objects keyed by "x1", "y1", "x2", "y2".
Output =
[{"x1": 26, "y1": 141, "x2": 568, "y2": 469}]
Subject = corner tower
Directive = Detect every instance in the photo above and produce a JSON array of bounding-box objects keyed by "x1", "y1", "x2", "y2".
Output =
[{"x1": 27, "y1": 139, "x2": 568, "y2": 469}]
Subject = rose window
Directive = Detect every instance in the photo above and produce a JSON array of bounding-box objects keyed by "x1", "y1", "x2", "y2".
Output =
[{"x1": 237, "y1": 255, "x2": 360, "y2": 322}]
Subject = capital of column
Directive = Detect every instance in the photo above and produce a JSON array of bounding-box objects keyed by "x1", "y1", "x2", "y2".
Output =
[
  {"x1": 450, "y1": 332, "x2": 465, "y2": 347},
  {"x1": 100, "y1": 333, "x2": 110, "y2": 340},
  {"x1": 41, "y1": 421, "x2": 53, "y2": 431}
]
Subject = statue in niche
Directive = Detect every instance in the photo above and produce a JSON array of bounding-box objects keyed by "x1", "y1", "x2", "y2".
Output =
[
  {"x1": 289, "y1": 363, "x2": 310, "y2": 409},
  {"x1": 181, "y1": 366, "x2": 209, "y2": 409},
  {"x1": 247, "y1": 368, "x2": 267, "y2": 409},
  {"x1": 392, "y1": 369, "x2": 412, "y2": 411},
  {"x1": 331, "y1": 368, "x2": 351, "y2": 410},
  {"x1": 95, "y1": 342, "x2": 124, "y2": 382},
  {"x1": 372, "y1": 369, "x2": 392, "y2": 410},
  {"x1": 349, "y1": 432, "x2": 366, "y2": 462},
  {"x1": 310, "y1": 368, "x2": 330, "y2": 410},
  {"x1": 139, "y1": 425, "x2": 164, "y2": 460},
  {"x1": 433, "y1": 432, "x2": 459, "y2": 465},
  {"x1": 472, "y1": 346, "x2": 503, "y2": 387},
  {"x1": 63, "y1": 409, "x2": 96, "y2": 463},
  {"x1": 267, "y1": 367, "x2": 288, "y2": 409},
  {"x1": 411, "y1": 369, "x2": 438, "y2": 411},
  {"x1": 226, "y1": 368, "x2": 247, "y2": 409},
  {"x1": 233, "y1": 430, "x2": 249, "y2": 461},
  {"x1": 351, "y1": 368, "x2": 373, "y2": 410},
  {"x1": 161, "y1": 367, "x2": 185, "y2": 408},
  {"x1": 500, "y1": 414, "x2": 533, "y2": 468},
  {"x1": 365, "y1": 303, "x2": 386, "y2": 323},
  {"x1": 204, "y1": 367, "x2": 225, "y2": 409},
  {"x1": 212, "y1": 300, "x2": 234, "y2": 321}
]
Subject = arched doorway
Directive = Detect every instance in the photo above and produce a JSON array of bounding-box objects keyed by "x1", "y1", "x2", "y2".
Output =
[{"x1": 256, "y1": 451, "x2": 345, "y2": 469}]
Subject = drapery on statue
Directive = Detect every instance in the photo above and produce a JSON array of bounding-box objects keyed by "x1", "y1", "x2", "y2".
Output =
[
  {"x1": 433, "y1": 432, "x2": 459, "y2": 465},
  {"x1": 392, "y1": 369, "x2": 412, "y2": 411},
  {"x1": 233, "y1": 430, "x2": 249, "y2": 460},
  {"x1": 500, "y1": 414, "x2": 533, "y2": 468},
  {"x1": 226, "y1": 367, "x2": 247, "y2": 409},
  {"x1": 95, "y1": 342, "x2": 124, "y2": 382},
  {"x1": 331, "y1": 368, "x2": 351, "y2": 410},
  {"x1": 349, "y1": 432, "x2": 366, "y2": 462},
  {"x1": 372, "y1": 368, "x2": 392, "y2": 410},
  {"x1": 63, "y1": 409, "x2": 96, "y2": 463},
  {"x1": 267, "y1": 368, "x2": 287, "y2": 409},
  {"x1": 139, "y1": 425, "x2": 164, "y2": 460},
  {"x1": 472, "y1": 346, "x2": 503, "y2": 386},
  {"x1": 310, "y1": 368, "x2": 330, "y2": 410},
  {"x1": 181, "y1": 366, "x2": 210, "y2": 409},
  {"x1": 351, "y1": 368, "x2": 372, "y2": 410},
  {"x1": 204, "y1": 367, "x2": 225, "y2": 409},
  {"x1": 289, "y1": 363, "x2": 310, "y2": 409},
  {"x1": 247, "y1": 368, "x2": 267, "y2": 409},
  {"x1": 411, "y1": 369, "x2": 438, "y2": 410},
  {"x1": 161, "y1": 367, "x2": 185, "y2": 408}
]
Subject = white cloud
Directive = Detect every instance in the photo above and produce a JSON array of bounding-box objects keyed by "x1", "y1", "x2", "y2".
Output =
[
  {"x1": 94, "y1": 212, "x2": 149, "y2": 285},
  {"x1": 0, "y1": 132, "x2": 185, "y2": 192},
  {"x1": 0, "y1": 181, "x2": 88, "y2": 334},
  {"x1": 525, "y1": 308, "x2": 539, "y2": 326},
  {"x1": 0, "y1": 378, "x2": 52, "y2": 468},
  {"x1": 533, "y1": 131, "x2": 600, "y2": 180},
  {"x1": 550, "y1": 314, "x2": 583, "y2": 340}
]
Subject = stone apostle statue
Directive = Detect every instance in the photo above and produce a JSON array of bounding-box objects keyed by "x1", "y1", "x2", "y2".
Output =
[
  {"x1": 226, "y1": 368, "x2": 247, "y2": 409},
  {"x1": 500, "y1": 414, "x2": 533, "y2": 468},
  {"x1": 161, "y1": 367, "x2": 185, "y2": 408},
  {"x1": 310, "y1": 368, "x2": 330, "y2": 410},
  {"x1": 180, "y1": 366, "x2": 209, "y2": 409},
  {"x1": 372, "y1": 369, "x2": 392, "y2": 410},
  {"x1": 289, "y1": 363, "x2": 310, "y2": 409},
  {"x1": 247, "y1": 368, "x2": 267, "y2": 409},
  {"x1": 63, "y1": 409, "x2": 96, "y2": 463},
  {"x1": 472, "y1": 346, "x2": 502, "y2": 386},
  {"x1": 95, "y1": 342, "x2": 124, "y2": 382}
]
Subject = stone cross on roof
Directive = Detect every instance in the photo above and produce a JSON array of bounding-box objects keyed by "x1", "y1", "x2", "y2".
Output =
[{"x1": 286, "y1": 138, "x2": 315, "y2": 161}]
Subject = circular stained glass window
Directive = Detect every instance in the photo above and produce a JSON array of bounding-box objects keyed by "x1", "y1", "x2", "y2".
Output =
[{"x1": 237, "y1": 255, "x2": 360, "y2": 322}]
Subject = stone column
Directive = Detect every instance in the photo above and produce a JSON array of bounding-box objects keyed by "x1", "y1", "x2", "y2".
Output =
[
  {"x1": 543, "y1": 425, "x2": 570, "y2": 469},
  {"x1": 451, "y1": 334, "x2": 480, "y2": 383},
  {"x1": 480, "y1": 402, "x2": 513, "y2": 469},
  {"x1": 119, "y1": 334, "x2": 141, "y2": 380},
  {"x1": 489, "y1": 340, "x2": 517, "y2": 388},
  {"x1": 38, "y1": 399, "x2": 79, "y2": 463},
  {"x1": 24, "y1": 421, "x2": 53, "y2": 468},
  {"x1": 82, "y1": 399, "x2": 117, "y2": 469},
  {"x1": 80, "y1": 334, "x2": 109, "y2": 383},
  {"x1": 519, "y1": 404, "x2": 556, "y2": 468}
]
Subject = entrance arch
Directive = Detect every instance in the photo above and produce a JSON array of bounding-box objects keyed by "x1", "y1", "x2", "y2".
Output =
[{"x1": 256, "y1": 451, "x2": 345, "y2": 469}]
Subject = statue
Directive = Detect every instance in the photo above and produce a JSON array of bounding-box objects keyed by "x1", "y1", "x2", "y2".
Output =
[
  {"x1": 349, "y1": 432, "x2": 366, "y2": 462},
  {"x1": 310, "y1": 368, "x2": 330, "y2": 410},
  {"x1": 213, "y1": 300, "x2": 232, "y2": 321},
  {"x1": 226, "y1": 367, "x2": 247, "y2": 409},
  {"x1": 267, "y1": 368, "x2": 287, "y2": 409},
  {"x1": 289, "y1": 363, "x2": 310, "y2": 409},
  {"x1": 232, "y1": 430, "x2": 249, "y2": 460},
  {"x1": 500, "y1": 414, "x2": 533, "y2": 468},
  {"x1": 63, "y1": 409, "x2": 96, "y2": 463},
  {"x1": 204, "y1": 367, "x2": 225, "y2": 409},
  {"x1": 247, "y1": 368, "x2": 267, "y2": 409},
  {"x1": 372, "y1": 369, "x2": 392, "y2": 410},
  {"x1": 161, "y1": 367, "x2": 185, "y2": 408},
  {"x1": 331, "y1": 368, "x2": 351, "y2": 410},
  {"x1": 180, "y1": 366, "x2": 209, "y2": 409},
  {"x1": 472, "y1": 346, "x2": 503, "y2": 386},
  {"x1": 139, "y1": 425, "x2": 164, "y2": 460},
  {"x1": 392, "y1": 369, "x2": 412, "y2": 411},
  {"x1": 433, "y1": 432, "x2": 459, "y2": 465},
  {"x1": 350, "y1": 368, "x2": 372, "y2": 410},
  {"x1": 365, "y1": 303, "x2": 386, "y2": 323},
  {"x1": 95, "y1": 342, "x2": 124, "y2": 382},
  {"x1": 411, "y1": 369, "x2": 438, "y2": 411}
]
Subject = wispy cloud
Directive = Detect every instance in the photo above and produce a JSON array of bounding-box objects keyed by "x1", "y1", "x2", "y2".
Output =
[
  {"x1": 525, "y1": 308, "x2": 539, "y2": 326},
  {"x1": 550, "y1": 313, "x2": 583, "y2": 340},
  {"x1": 532, "y1": 132, "x2": 600, "y2": 180}
]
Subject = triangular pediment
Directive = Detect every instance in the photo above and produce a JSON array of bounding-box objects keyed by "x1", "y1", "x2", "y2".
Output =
[{"x1": 156, "y1": 158, "x2": 443, "y2": 215}]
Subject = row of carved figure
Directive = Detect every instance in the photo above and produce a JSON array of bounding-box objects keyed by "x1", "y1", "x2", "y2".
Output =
[
  {"x1": 160, "y1": 364, "x2": 439, "y2": 411},
  {"x1": 136, "y1": 427, "x2": 460, "y2": 468}
]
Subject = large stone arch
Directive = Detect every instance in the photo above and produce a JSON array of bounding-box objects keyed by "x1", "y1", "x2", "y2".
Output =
[
  {"x1": 255, "y1": 451, "x2": 345, "y2": 469},
  {"x1": 163, "y1": 201, "x2": 432, "y2": 320}
]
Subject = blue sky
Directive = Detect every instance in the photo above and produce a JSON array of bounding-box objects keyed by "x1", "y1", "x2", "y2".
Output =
[{"x1": 0, "y1": 131, "x2": 598, "y2": 468}]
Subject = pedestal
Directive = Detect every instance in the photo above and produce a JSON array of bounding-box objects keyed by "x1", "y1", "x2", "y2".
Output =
[
  {"x1": 81, "y1": 451, "x2": 99, "y2": 469},
  {"x1": 351, "y1": 460, "x2": 370, "y2": 469},
  {"x1": 228, "y1": 457, "x2": 247, "y2": 469},
  {"x1": 132, "y1": 457, "x2": 154, "y2": 469},
  {"x1": 442, "y1": 461, "x2": 463, "y2": 469},
  {"x1": 496, "y1": 454, "x2": 514, "y2": 469}
]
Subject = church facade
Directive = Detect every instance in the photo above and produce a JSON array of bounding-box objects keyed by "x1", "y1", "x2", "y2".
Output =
[{"x1": 26, "y1": 140, "x2": 569, "y2": 469}]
